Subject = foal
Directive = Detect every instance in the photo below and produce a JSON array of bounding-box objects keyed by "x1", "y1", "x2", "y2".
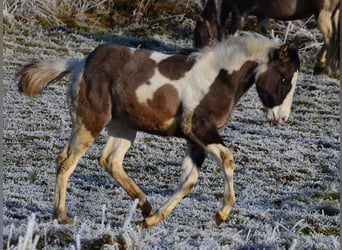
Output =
[{"x1": 17, "y1": 33, "x2": 300, "y2": 228}]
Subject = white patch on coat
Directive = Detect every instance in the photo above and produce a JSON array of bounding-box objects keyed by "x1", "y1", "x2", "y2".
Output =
[
  {"x1": 136, "y1": 35, "x2": 282, "y2": 113},
  {"x1": 149, "y1": 51, "x2": 171, "y2": 62},
  {"x1": 136, "y1": 51, "x2": 220, "y2": 111}
]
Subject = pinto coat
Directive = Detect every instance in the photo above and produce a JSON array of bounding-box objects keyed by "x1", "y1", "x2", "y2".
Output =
[{"x1": 17, "y1": 33, "x2": 300, "y2": 227}]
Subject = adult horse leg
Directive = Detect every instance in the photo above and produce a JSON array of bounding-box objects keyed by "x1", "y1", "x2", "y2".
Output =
[
  {"x1": 230, "y1": 3, "x2": 245, "y2": 34},
  {"x1": 99, "y1": 119, "x2": 153, "y2": 218},
  {"x1": 194, "y1": 0, "x2": 221, "y2": 47},
  {"x1": 323, "y1": 3, "x2": 340, "y2": 76},
  {"x1": 54, "y1": 122, "x2": 96, "y2": 224},
  {"x1": 219, "y1": 0, "x2": 232, "y2": 34},
  {"x1": 139, "y1": 140, "x2": 205, "y2": 228},
  {"x1": 257, "y1": 15, "x2": 270, "y2": 35},
  {"x1": 314, "y1": 7, "x2": 333, "y2": 74}
]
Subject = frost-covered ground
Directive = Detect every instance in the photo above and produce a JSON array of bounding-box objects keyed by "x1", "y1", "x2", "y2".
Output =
[{"x1": 3, "y1": 20, "x2": 340, "y2": 249}]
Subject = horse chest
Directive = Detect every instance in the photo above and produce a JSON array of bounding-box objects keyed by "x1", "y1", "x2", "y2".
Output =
[{"x1": 193, "y1": 85, "x2": 234, "y2": 130}]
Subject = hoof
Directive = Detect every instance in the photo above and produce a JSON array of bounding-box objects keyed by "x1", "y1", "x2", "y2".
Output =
[
  {"x1": 313, "y1": 62, "x2": 325, "y2": 75},
  {"x1": 59, "y1": 216, "x2": 73, "y2": 225},
  {"x1": 54, "y1": 212, "x2": 73, "y2": 224},
  {"x1": 136, "y1": 219, "x2": 149, "y2": 228},
  {"x1": 214, "y1": 212, "x2": 224, "y2": 228},
  {"x1": 140, "y1": 202, "x2": 153, "y2": 218},
  {"x1": 136, "y1": 215, "x2": 160, "y2": 228}
]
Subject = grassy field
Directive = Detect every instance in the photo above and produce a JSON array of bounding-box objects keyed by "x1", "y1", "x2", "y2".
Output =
[{"x1": 3, "y1": 1, "x2": 340, "y2": 249}]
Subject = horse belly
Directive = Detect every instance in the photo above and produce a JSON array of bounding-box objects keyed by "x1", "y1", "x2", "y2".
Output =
[{"x1": 258, "y1": 0, "x2": 314, "y2": 20}]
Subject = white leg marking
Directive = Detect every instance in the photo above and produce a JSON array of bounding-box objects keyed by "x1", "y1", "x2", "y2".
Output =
[
  {"x1": 55, "y1": 124, "x2": 95, "y2": 224},
  {"x1": 143, "y1": 143, "x2": 199, "y2": 227},
  {"x1": 100, "y1": 120, "x2": 153, "y2": 217},
  {"x1": 207, "y1": 143, "x2": 235, "y2": 226}
]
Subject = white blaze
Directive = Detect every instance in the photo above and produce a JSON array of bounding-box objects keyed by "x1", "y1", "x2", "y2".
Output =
[{"x1": 267, "y1": 71, "x2": 298, "y2": 124}]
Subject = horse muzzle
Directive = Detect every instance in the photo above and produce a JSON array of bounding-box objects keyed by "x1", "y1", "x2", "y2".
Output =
[{"x1": 267, "y1": 109, "x2": 289, "y2": 125}]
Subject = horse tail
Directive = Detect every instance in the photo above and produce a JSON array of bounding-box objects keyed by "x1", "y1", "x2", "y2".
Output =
[{"x1": 16, "y1": 59, "x2": 82, "y2": 97}]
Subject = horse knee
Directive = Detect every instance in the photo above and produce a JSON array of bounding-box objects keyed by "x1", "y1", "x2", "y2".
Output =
[
  {"x1": 56, "y1": 146, "x2": 76, "y2": 176},
  {"x1": 221, "y1": 149, "x2": 234, "y2": 171},
  {"x1": 314, "y1": 46, "x2": 328, "y2": 74},
  {"x1": 99, "y1": 154, "x2": 108, "y2": 169},
  {"x1": 100, "y1": 154, "x2": 122, "y2": 177},
  {"x1": 184, "y1": 166, "x2": 199, "y2": 190},
  {"x1": 181, "y1": 109, "x2": 193, "y2": 136},
  {"x1": 208, "y1": 144, "x2": 234, "y2": 170}
]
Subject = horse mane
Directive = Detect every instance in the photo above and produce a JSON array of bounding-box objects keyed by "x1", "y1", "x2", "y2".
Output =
[{"x1": 189, "y1": 32, "x2": 281, "y2": 72}]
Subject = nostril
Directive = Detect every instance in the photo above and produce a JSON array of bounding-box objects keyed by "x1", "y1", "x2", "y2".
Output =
[{"x1": 279, "y1": 116, "x2": 287, "y2": 125}]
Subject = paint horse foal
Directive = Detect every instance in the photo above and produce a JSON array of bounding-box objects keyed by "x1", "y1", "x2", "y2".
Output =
[{"x1": 17, "y1": 34, "x2": 300, "y2": 228}]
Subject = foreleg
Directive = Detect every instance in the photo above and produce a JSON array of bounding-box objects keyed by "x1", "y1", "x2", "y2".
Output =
[
  {"x1": 187, "y1": 115, "x2": 236, "y2": 227},
  {"x1": 139, "y1": 141, "x2": 205, "y2": 227},
  {"x1": 206, "y1": 143, "x2": 235, "y2": 227}
]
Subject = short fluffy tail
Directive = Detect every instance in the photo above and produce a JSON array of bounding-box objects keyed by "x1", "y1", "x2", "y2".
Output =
[{"x1": 16, "y1": 59, "x2": 79, "y2": 97}]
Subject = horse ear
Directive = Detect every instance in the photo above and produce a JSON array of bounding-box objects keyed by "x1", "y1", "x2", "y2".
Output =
[
  {"x1": 279, "y1": 44, "x2": 290, "y2": 60},
  {"x1": 270, "y1": 44, "x2": 290, "y2": 61},
  {"x1": 289, "y1": 41, "x2": 299, "y2": 50}
]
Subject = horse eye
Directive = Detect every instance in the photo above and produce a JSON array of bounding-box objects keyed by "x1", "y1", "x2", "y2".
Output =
[{"x1": 281, "y1": 78, "x2": 289, "y2": 85}]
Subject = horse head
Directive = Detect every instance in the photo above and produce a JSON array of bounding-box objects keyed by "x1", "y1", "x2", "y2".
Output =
[{"x1": 255, "y1": 43, "x2": 300, "y2": 125}]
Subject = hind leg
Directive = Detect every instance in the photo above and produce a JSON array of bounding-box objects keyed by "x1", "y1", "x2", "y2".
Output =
[
  {"x1": 99, "y1": 119, "x2": 153, "y2": 218},
  {"x1": 54, "y1": 122, "x2": 96, "y2": 224}
]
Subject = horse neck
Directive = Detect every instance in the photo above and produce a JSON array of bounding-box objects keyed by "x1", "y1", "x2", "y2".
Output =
[
  {"x1": 191, "y1": 39, "x2": 274, "y2": 105},
  {"x1": 204, "y1": 45, "x2": 262, "y2": 103},
  {"x1": 192, "y1": 59, "x2": 258, "y2": 130}
]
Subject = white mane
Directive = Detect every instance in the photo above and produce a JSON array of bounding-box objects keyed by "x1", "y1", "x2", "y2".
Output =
[{"x1": 190, "y1": 32, "x2": 281, "y2": 74}]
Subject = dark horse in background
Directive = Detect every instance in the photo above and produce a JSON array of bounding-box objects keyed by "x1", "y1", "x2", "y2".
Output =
[{"x1": 194, "y1": 0, "x2": 340, "y2": 76}]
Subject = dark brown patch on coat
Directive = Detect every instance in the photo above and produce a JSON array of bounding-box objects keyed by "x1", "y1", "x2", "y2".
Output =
[
  {"x1": 147, "y1": 84, "x2": 180, "y2": 117},
  {"x1": 115, "y1": 83, "x2": 182, "y2": 135},
  {"x1": 77, "y1": 44, "x2": 137, "y2": 136},
  {"x1": 116, "y1": 49, "x2": 156, "y2": 91},
  {"x1": 191, "y1": 61, "x2": 258, "y2": 145},
  {"x1": 76, "y1": 44, "x2": 161, "y2": 136},
  {"x1": 158, "y1": 54, "x2": 195, "y2": 80},
  {"x1": 76, "y1": 78, "x2": 112, "y2": 137}
]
